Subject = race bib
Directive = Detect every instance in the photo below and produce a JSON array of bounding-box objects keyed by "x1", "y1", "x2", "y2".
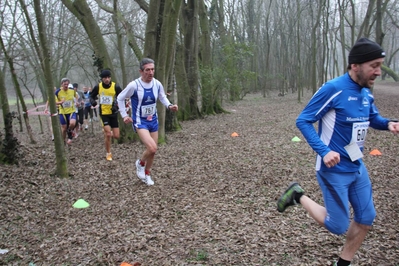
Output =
[
  {"x1": 344, "y1": 121, "x2": 370, "y2": 162},
  {"x1": 141, "y1": 103, "x2": 156, "y2": 117},
  {"x1": 351, "y1": 121, "x2": 369, "y2": 148},
  {"x1": 62, "y1": 100, "x2": 72, "y2": 108},
  {"x1": 344, "y1": 142, "x2": 363, "y2": 162},
  {"x1": 99, "y1": 95, "x2": 113, "y2": 105}
]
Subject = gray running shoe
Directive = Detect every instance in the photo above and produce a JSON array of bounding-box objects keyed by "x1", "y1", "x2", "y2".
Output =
[{"x1": 277, "y1": 182, "x2": 304, "y2": 212}]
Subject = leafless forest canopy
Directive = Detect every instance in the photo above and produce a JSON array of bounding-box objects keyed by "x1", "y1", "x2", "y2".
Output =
[{"x1": 1, "y1": 1, "x2": 399, "y2": 264}]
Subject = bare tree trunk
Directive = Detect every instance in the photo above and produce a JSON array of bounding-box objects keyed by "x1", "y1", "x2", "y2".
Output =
[
  {"x1": 338, "y1": 0, "x2": 347, "y2": 73},
  {"x1": 61, "y1": 0, "x2": 114, "y2": 74},
  {"x1": 375, "y1": 0, "x2": 387, "y2": 45},
  {"x1": 96, "y1": 0, "x2": 144, "y2": 61},
  {"x1": 199, "y1": 0, "x2": 217, "y2": 115},
  {"x1": 157, "y1": 0, "x2": 183, "y2": 138},
  {"x1": 311, "y1": 1, "x2": 324, "y2": 94},
  {"x1": 0, "y1": 35, "x2": 36, "y2": 144},
  {"x1": 112, "y1": 0, "x2": 127, "y2": 88},
  {"x1": 181, "y1": 0, "x2": 201, "y2": 120},
  {"x1": 357, "y1": 0, "x2": 376, "y2": 39},
  {"x1": 143, "y1": 0, "x2": 161, "y2": 59},
  {"x1": 263, "y1": 1, "x2": 273, "y2": 97},
  {"x1": 34, "y1": 0, "x2": 69, "y2": 177},
  {"x1": 0, "y1": 69, "x2": 20, "y2": 165},
  {"x1": 296, "y1": 0, "x2": 303, "y2": 102}
]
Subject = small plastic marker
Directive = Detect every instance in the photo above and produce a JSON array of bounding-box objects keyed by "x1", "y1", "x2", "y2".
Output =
[
  {"x1": 291, "y1": 136, "x2": 301, "y2": 142},
  {"x1": 0, "y1": 249, "x2": 9, "y2": 254},
  {"x1": 121, "y1": 263, "x2": 141, "y2": 266},
  {"x1": 369, "y1": 149, "x2": 382, "y2": 156},
  {"x1": 72, "y1": 199, "x2": 90, "y2": 209},
  {"x1": 231, "y1": 132, "x2": 239, "y2": 137}
]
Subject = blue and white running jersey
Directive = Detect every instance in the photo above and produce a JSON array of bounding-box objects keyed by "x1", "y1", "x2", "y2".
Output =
[
  {"x1": 117, "y1": 78, "x2": 171, "y2": 124},
  {"x1": 296, "y1": 72, "x2": 390, "y2": 173},
  {"x1": 83, "y1": 91, "x2": 91, "y2": 107}
]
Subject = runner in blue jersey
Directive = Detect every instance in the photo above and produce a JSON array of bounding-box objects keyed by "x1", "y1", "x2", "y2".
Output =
[
  {"x1": 82, "y1": 86, "x2": 92, "y2": 130},
  {"x1": 117, "y1": 58, "x2": 178, "y2": 186},
  {"x1": 277, "y1": 38, "x2": 399, "y2": 266}
]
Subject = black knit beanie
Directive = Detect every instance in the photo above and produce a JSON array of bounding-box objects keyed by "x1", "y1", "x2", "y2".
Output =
[
  {"x1": 100, "y1": 69, "x2": 111, "y2": 78},
  {"x1": 348, "y1": 38, "x2": 385, "y2": 64}
]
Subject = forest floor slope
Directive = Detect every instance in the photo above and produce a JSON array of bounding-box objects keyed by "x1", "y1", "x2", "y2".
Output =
[{"x1": 1, "y1": 81, "x2": 399, "y2": 265}]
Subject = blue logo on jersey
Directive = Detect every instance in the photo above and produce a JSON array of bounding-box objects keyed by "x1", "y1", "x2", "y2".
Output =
[{"x1": 362, "y1": 98, "x2": 369, "y2": 106}]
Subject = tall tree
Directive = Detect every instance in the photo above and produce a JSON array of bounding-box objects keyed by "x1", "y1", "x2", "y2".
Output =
[
  {"x1": 33, "y1": 0, "x2": 69, "y2": 177},
  {"x1": 198, "y1": 0, "x2": 223, "y2": 115},
  {"x1": 0, "y1": 34, "x2": 36, "y2": 144},
  {"x1": 156, "y1": 0, "x2": 182, "y2": 136},
  {"x1": 61, "y1": 0, "x2": 115, "y2": 75},
  {"x1": 180, "y1": 0, "x2": 201, "y2": 119},
  {"x1": 0, "y1": 68, "x2": 20, "y2": 165},
  {"x1": 310, "y1": 1, "x2": 324, "y2": 94}
]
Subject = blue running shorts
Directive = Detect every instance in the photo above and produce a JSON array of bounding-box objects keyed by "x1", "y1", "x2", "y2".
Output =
[
  {"x1": 133, "y1": 118, "x2": 158, "y2": 133},
  {"x1": 59, "y1": 113, "x2": 77, "y2": 126},
  {"x1": 316, "y1": 163, "x2": 376, "y2": 235}
]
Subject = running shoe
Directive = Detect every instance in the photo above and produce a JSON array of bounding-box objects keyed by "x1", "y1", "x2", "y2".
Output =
[
  {"x1": 67, "y1": 129, "x2": 73, "y2": 140},
  {"x1": 135, "y1": 159, "x2": 145, "y2": 180},
  {"x1": 66, "y1": 138, "x2": 73, "y2": 145},
  {"x1": 277, "y1": 182, "x2": 304, "y2": 212},
  {"x1": 106, "y1": 153, "x2": 112, "y2": 161},
  {"x1": 333, "y1": 262, "x2": 351, "y2": 266},
  {"x1": 144, "y1": 174, "x2": 154, "y2": 186}
]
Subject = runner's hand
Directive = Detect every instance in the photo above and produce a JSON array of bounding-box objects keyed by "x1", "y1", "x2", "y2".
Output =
[
  {"x1": 123, "y1": 116, "x2": 132, "y2": 124},
  {"x1": 388, "y1": 121, "x2": 399, "y2": 134},
  {"x1": 323, "y1": 151, "x2": 340, "y2": 168}
]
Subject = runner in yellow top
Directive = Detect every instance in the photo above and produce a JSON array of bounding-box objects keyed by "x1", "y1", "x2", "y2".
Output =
[
  {"x1": 89, "y1": 70, "x2": 122, "y2": 161},
  {"x1": 55, "y1": 78, "x2": 78, "y2": 145}
]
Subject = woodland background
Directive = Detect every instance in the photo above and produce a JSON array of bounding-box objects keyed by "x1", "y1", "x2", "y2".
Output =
[{"x1": 0, "y1": 1, "x2": 399, "y2": 265}]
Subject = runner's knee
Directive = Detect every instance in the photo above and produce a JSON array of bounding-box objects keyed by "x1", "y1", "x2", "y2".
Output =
[
  {"x1": 325, "y1": 218, "x2": 350, "y2": 235},
  {"x1": 147, "y1": 145, "x2": 157, "y2": 155},
  {"x1": 105, "y1": 131, "x2": 113, "y2": 138},
  {"x1": 354, "y1": 206, "x2": 376, "y2": 226}
]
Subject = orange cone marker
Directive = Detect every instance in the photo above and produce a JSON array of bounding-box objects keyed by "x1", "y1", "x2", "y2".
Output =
[{"x1": 369, "y1": 149, "x2": 382, "y2": 156}]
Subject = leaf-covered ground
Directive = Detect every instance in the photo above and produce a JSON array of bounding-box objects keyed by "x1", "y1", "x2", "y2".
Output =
[{"x1": 1, "y1": 82, "x2": 399, "y2": 266}]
